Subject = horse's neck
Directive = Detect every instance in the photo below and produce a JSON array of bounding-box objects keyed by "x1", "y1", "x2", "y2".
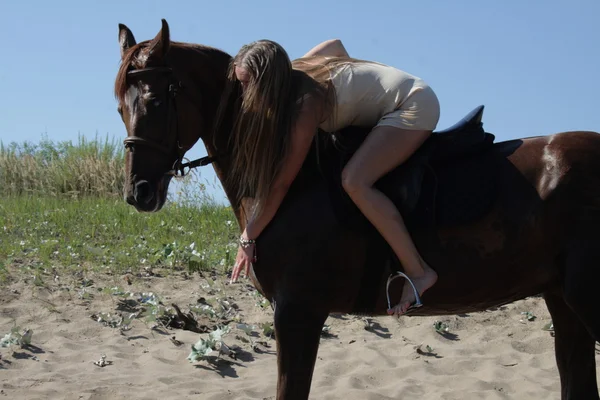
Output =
[
  {"x1": 167, "y1": 45, "x2": 241, "y2": 219},
  {"x1": 181, "y1": 50, "x2": 244, "y2": 227}
]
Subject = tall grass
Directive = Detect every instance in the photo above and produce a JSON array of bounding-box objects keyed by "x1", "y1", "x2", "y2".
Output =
[
  {"x1": 0, "y1": 134, "x2": 125, "y2": 198},
  {"x1": 0, "y1": 135, "x2": 237, "y2": 284}
]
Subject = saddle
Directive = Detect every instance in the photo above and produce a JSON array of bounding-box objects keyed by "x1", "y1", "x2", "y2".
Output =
[
  {"x1": 314, "y1": 105, "x2": 497, "y2": 230},
  {"x1": 308, "y1": 105, "x2": 499, "y2": 314}
]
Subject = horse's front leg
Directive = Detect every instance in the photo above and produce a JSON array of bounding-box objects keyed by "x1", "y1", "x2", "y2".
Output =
[{"x1": 274, "y1": 299, "x2": 328, "y2": 400}]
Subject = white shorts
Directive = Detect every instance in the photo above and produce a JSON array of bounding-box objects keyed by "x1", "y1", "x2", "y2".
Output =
[{"x1": 376, "y1": 85, "x2": 441, "y2": 131}]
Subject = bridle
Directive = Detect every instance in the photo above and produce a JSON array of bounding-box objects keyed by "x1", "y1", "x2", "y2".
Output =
[{"x1": 122, "y1": 66, "x2": 218, "y2": 177}]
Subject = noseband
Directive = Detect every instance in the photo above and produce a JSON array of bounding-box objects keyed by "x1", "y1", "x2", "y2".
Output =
[{"x1": 122, "y1": 66, "x2": 217, "y2": 177}]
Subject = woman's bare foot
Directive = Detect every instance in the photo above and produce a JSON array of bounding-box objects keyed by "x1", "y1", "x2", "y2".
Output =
[{"x1": 387, "y1": 263, "x2": 438, "y2": 316}]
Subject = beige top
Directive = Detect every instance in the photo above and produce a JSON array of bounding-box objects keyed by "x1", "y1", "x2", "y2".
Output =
[{"x1": 318, "y1": 60, "x2": 428, "y2": 132}]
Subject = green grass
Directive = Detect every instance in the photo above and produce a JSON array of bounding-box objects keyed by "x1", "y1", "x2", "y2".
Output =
[
  {"x1": 0, "y1": 135, "x2": 238, "y2": 285},
  {"x1": 0, "y1": 195, "x2": 238, "y2": 281}
]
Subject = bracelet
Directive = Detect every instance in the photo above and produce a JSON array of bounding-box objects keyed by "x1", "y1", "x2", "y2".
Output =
[{"x1": 239, "y1": 236, "x2": 256, "y2": 249}]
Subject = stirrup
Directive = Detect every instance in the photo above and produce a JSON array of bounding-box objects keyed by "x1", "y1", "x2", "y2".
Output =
[{"x1": 386, "y1": 271, "x2": 423, "y2": 313}]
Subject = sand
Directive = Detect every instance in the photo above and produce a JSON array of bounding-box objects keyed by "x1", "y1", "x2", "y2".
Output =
[{"x1": 1, "y1": 270, "x2": 598, "y2": 400}]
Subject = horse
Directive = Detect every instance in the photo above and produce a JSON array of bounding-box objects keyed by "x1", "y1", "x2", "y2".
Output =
[{"x1": 113, "y1": 19, "x2": 599, "y2": 400}]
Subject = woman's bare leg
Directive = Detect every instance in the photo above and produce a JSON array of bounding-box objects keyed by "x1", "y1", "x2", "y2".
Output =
[{"x1": 341, "y1": 125, "x2": 437, "y2": 315}]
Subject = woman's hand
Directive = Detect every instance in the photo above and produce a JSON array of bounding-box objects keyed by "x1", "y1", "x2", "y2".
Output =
[{"x1": 230, "y1": 241, "x2": 255, "y2": 283}]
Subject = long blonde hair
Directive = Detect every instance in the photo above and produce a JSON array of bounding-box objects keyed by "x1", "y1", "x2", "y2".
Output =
[{"x1": 215, "y1": 40, "x2": 334, "y2": 220}]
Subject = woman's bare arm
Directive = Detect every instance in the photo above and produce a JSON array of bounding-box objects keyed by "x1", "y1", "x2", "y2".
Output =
[{"x1": 242, "y1": 96, "x2": 321, "y2": 241}]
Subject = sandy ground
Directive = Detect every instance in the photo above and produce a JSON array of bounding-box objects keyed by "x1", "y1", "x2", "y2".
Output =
[{"x1": 0, "y1": 269, "x2": 598, "y2": 400}]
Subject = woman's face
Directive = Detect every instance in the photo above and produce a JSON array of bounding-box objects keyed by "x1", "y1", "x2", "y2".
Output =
[{"x1": 235, "y1": 65, "x2": 251, "y2": 91}]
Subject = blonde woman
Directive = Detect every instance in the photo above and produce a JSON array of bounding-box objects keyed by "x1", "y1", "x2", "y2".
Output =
[{"x1": 224, "y1": 39, "x2": 440, "y2": 316}]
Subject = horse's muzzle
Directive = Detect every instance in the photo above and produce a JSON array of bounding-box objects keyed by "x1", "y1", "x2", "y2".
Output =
[{"x1": 126, "y1": 179, "x2": 156, "y2": 210}]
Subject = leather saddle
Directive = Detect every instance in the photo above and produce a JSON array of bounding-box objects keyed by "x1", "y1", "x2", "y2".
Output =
[
  {"x1": 314, "y1": 105, "x2": 497, "y2": 229},
  {"x1": 312, "y1": 105, "x2": 499, "y2": 315}
]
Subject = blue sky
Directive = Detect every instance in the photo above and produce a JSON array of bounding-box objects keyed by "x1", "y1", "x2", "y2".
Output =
[{"x1": 1, "y1": 0, "x2": 599, "y2": 203}]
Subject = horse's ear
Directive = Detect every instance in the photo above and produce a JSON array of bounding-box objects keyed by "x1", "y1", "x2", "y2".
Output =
[
  {"x1": 148, "y1": 19, "x2": 171, "y2": 61},
  {"x1": 118, "y1": 23, "x2": 136, "y2": 59}
]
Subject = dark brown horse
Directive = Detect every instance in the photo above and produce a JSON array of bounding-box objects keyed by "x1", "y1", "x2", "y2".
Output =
[{"x1": 114, "y1": 19, "x2": 599, "y2": 400}]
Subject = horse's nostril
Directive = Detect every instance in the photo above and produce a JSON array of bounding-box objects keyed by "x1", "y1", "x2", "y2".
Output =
[{"x1": 134, "y1": 180, "x2": 154, "y2": 204}]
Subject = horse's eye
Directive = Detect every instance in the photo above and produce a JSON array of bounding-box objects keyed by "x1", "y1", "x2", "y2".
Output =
[{"x1": 117, "y1": 105, "x2": 123, "y2": 115}]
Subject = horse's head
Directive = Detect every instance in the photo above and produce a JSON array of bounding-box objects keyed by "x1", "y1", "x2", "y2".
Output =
[{"x1": 114, "y1": 19, "x2": 231, "y2": 212}]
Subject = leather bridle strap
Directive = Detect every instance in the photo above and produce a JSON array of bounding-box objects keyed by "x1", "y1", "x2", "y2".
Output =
[{"x1": 122, "y1": 66, "x2": 220, "y2": 177}]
